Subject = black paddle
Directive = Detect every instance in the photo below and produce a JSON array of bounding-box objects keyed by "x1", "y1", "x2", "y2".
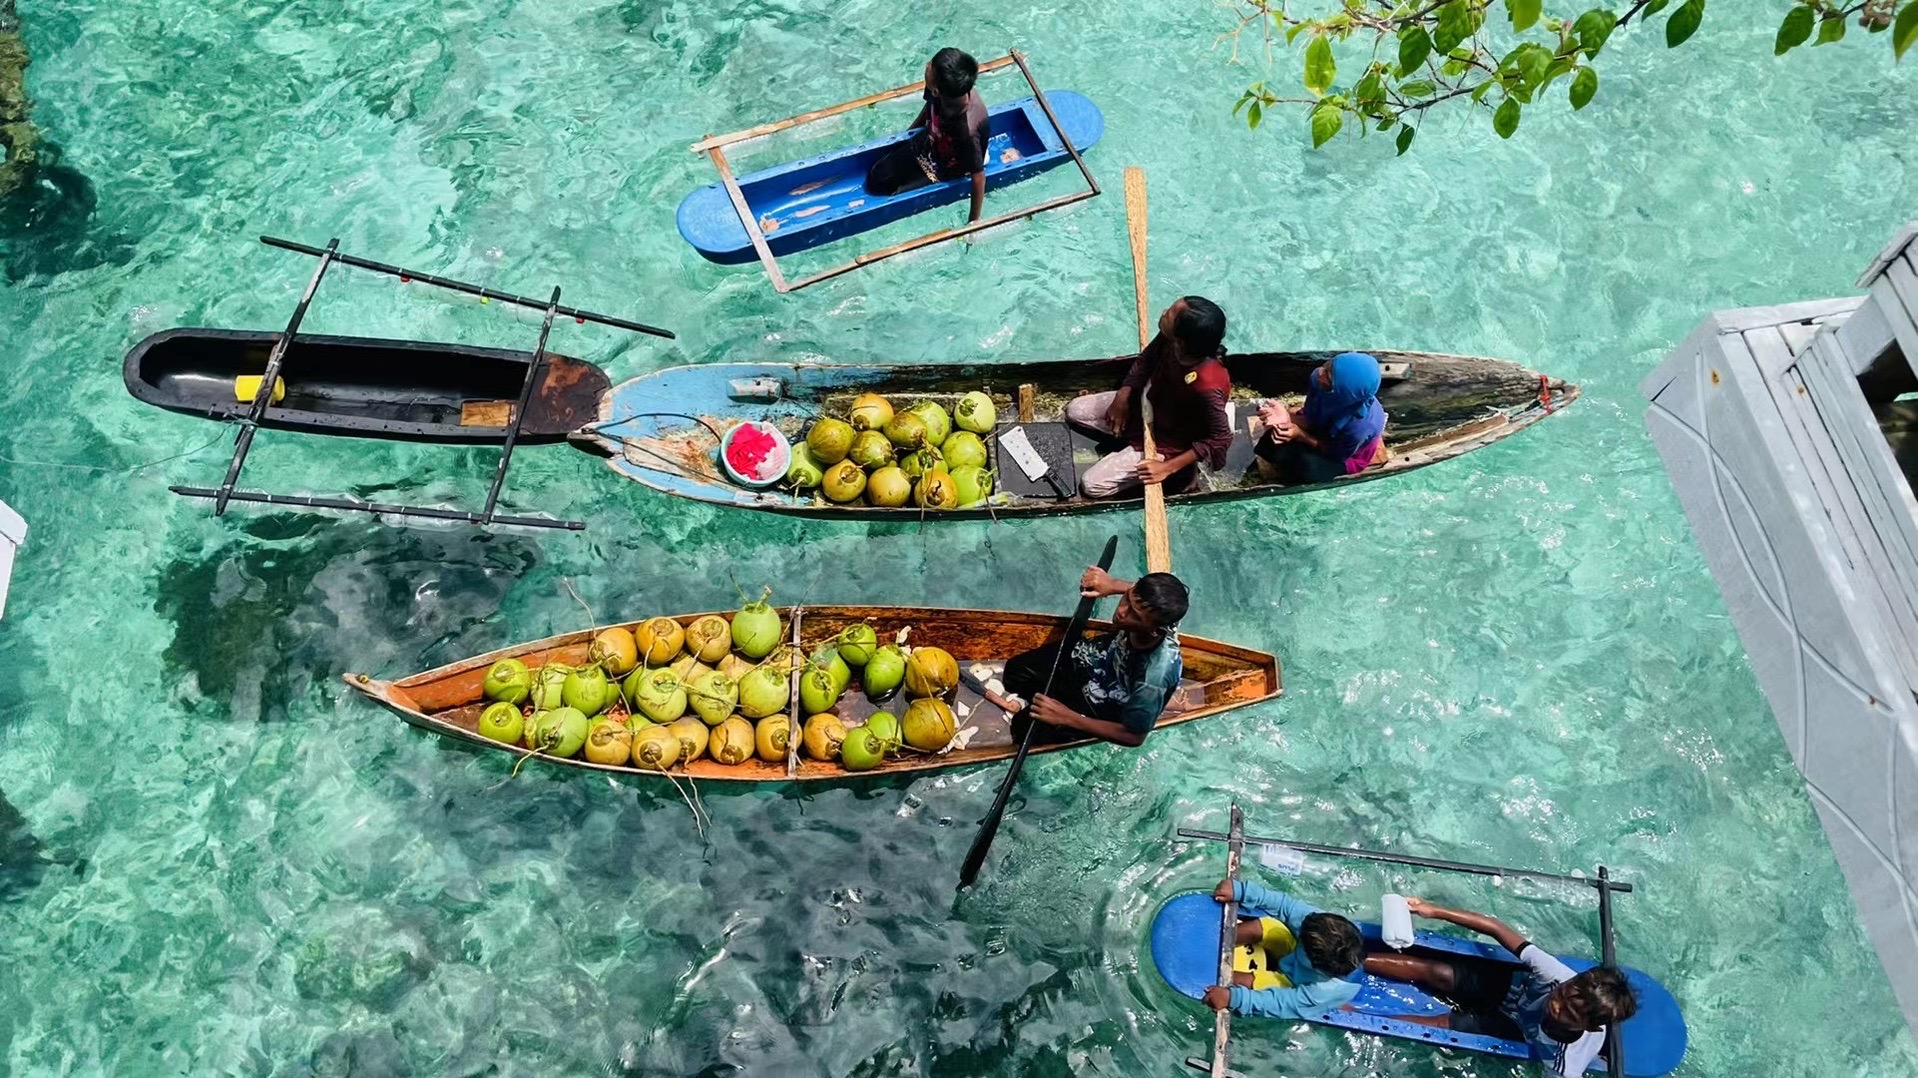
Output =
[{"x1": 957, "y1": 535, "x2": 1120, "y2": 890}]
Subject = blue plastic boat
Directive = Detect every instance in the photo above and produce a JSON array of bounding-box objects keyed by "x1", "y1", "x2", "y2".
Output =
[
  {"x1": 676, "y1": 91, "x2": 1104, "y2": 264},
  {"x1": 1150, "y1": 892, "x2": 1688, "y2": 1076}
]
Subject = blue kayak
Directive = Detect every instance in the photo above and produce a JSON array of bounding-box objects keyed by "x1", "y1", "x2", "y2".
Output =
[
  {"x1": 1150, "y1": 892, "x2": 1688, "y2": 1076},
  {"x1": 676, "y1": 91, "x2": 1104, "y2": 264}
]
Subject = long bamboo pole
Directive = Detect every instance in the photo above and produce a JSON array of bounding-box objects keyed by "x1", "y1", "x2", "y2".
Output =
[
  {"x1": 707, "y1": 145, "x2": 791, "y2": 293},
  {"x1": 689, "y1": 55, "x2": 1018, "y2": 154},
  {"x1": 1125, "y1": 167, "x2": 1172, "y2": 574}
]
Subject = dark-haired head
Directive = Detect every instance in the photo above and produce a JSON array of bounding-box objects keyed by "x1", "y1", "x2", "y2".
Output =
[
  {"x1": 1546, "y1": 967, "x2": 1638, "y2": 1036},
  {"x1": 1299, "y1": 912, "x2": 1365, "y2": 978},
  {"x1": 1168, "y1": 296, "x2": 1226, "y2": 359},
  {"x1": 1131, "y1": 573, "x2": 1189, "y2": 630},
  {"x1": 929, "y1": 48, "x2": 978, "y2": 100}
]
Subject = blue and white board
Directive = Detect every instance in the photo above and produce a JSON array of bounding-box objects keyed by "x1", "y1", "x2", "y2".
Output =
[
  {"x1": 677, "y1": 91, "x2": 1104, "y2": 263},
  {"x1": 1149, "y1": 892, "x2": 1688, "y2": 1077},
  {"x1": 0, "y1": 498, "x2": 23, "y2": 621}
]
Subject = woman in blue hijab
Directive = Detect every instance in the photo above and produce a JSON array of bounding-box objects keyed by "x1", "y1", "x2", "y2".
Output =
[{"x1": 1254, "y1": 352, "x2": 1389, "y2": 484}]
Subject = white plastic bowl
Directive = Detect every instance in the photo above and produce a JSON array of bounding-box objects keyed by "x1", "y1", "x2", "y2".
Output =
[{"x1": 719, "y1": 421, "x2": 791, "y2": 488}]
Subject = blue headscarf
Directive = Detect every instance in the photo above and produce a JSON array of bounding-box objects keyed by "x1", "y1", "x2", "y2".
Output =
[{"x1": 1301, "y1": 352, "x2": 1387, "y2": 460}]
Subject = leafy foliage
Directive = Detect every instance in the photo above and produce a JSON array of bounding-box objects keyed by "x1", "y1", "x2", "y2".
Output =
[{"x1": 1225, "y1": 0, "x2": 1916, "y2": 152}]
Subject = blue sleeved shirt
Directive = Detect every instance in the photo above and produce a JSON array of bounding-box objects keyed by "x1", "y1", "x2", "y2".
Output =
[{"x1": 1225, "y1": 880, "x2": 1364, "y2": 1019}]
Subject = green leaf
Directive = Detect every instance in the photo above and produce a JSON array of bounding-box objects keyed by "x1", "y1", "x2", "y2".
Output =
[
  {"x1": 1399, "y1": 79, "x2": 1439, "y2": 98},
  {"x1": 1641, "y1": 0, "x2": 1670, "y2": 14},
  {"x1": 1248, "y1": 101, "x2": 1264, "y2": 129},
  {"x1": 1310, "y1": 101, "x2": 1345, "y2": 147},
  {"x1": 1304, "y1": 36, "x2": 1337, "y2": 94},
  {"x1": 1493, "y1": 96, "x2": 1522, "y2": 138},
  {"x1": 1513, "y1": 43, "x2": 1552, "y2": 86},
  {"x1": 1775, "y1": 5, "x2": 1814, "y2": 54},
  {"x1": 1816, "y1": 14, "x2": 1846, "y2": 43},
  {"x1": 1569, "y1": 66, "x2": 1598, "y2": 108},
  {"x1": 1355, "y1": 72, "x2": 1385, "y2": 105},
  {"x1": 1667, "y1": 0, "x2": 1705, "y2": 47},
  {"x1": 1435, "y1": 0, "x2": 1474, "y2": 55},
  {"x1": 1509, "y1": 0, "x2": 1543, "y2": 32},
  {"x1": 1574, "y1": 9, "x2": 1618, "y2": 56},
  {"x1": 1897, "y1": 1, "x2": 1918, "y2": 58},
  {"x1": 1398, "y1": 24, "x2": 1433, "y2": 75},
  {"x1": 1396, "y1": 124, "x2": 1416, "y2": 155}
]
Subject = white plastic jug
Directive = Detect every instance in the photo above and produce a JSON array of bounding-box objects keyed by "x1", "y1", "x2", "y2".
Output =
[{"x1": 1381, "y1": 893, "x2": 1415, "y2": 950}]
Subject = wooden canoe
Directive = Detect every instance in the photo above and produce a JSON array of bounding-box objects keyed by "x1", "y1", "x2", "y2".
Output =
[
  {"x1": 677, "y1": 92, "x2": 1105, "y2": 264},
  {"x1": 345, "y1": 606, "x2": 1281, "y2": 784},
  {"x1": 575, "y1": 350, "x2": 1578, "y2": 518},
  {"x1": 123, "y1": 328, "x2": 609, "y2": 444}
]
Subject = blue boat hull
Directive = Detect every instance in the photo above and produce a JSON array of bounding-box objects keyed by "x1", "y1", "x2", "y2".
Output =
[
  {"x1": 1149, "y1": 892, "x2": 1687, "y2": 1076},
  {"x1": 677, "y1": 91, "x2": 1104, "y2": 264}
]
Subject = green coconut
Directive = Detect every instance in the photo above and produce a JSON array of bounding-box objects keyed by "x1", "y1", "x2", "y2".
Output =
[
  {"x1": 799, "y1": 668, "x2": 841, "y2": 715},
  {"x1": 820, "y1": 460, "x2": 867, "y2": 503},
  {"x1": 732, "y1": 596, "x2": 783, "y2": 659},
  {"x1": 685, "y1": 614, "x2": 733, "y2": 663},
  {"x1": 941, "y1": 431, "x2": 988, "y2": 472},
  {"x1": 955, "y1": 391, "x2": 996, "y2": 435},
  {"x1": 863, "y1": 645, "x2": 907, "y2": 698},
  {"x1": 950, "y1": 465, "x2": 994, "y2": 507},
  {"x1": 738, "y1": 664, "x2": 790, "y2": 718},
  {"x1": 754, "y1": 716, "x2": 790, "y2": 762},
  {"x1": 900, "y1": 446, "x2": 942, "y2": 482},
  {"x1": 840, "y1": 726, "x2": 886, "y2": 772},
  {"x1": 626, "y1": 668, "x2": 688, "y2": 724},
  {"x1": 583, "y1": 718, "x2": 632, "y2": 766},
  {"x1": 686, "y1": 668, "x2": 739, "y2": 726},
  {"x1": 867, "y1": 466, "x2": 912, "y2": 507},
  {"x1": 915, "y1": 469, "x2": 960, "y2": 511},
  {"x1": 849, "y1": 429, "x2": 894, "y2": 470},
  {"x1": 533, "y1": 707, "x2": 591, "y2": 758},
  {"x1": 902, "y1": 698, "x2": 957, "y2": 751},
  {"x1": 906, "y1": 400, "x2": 952, "y2": 448},
  {"x1": 531, "y1": 664, "x2": 574, "y2": 711},
  {"x1": 836, "y1": 624, "x2": 878, "y2": 667},
  {"x1": 802, "y1": 713, "x2": 848, "y2": 761},
  {"x1": 806, "y1": 418, "x2": 855, "y2": 465},
  {"x1": 630, "y1": 725, "x2": 681, "y2": 771},
  {"x1": 865, "y1": 710, "x2": 902, "y2": 752},
  {"x1": 883, "y1": 411, "x2": 929, "y2": 450},
  {"x1": 709, "y1": 716, "x2": 756, "y2": 765},
  {"x1": 624, "y1": 712, "x2": 659, "y2": 736},
  {"x1": 786, "y1": 442, "x2": 825, "y2": 489},
  {"x1": 521, "y1": 710, "x2": 547, "y2": 749},
  {"x1": 635, "y1": 617, "x2": 685, "y2": 666},
  {"x1": 482, "y1": 658, "x2": 532, "y2": 705},
  {"x1": 810, "y1": 644, "x2": 852, "y2": 694},
  {"x1": 905, "y1": 647, "x2": 959, "y2": 697},
  {"x1": 478, "y1": 701, "x2": 526, "y2": 745},
  {"x1": 563, "y1": 664, "x2": 617, "y2": 717},
  {"x1": 666, "y1": 717, "x2": 710, "y2": 764},
  {"x1": 589, "y1": 628, "x2": 639, "y2": 677},
  {"x1": 849, "y1": 393, "x2": 894, "y2": 431}
]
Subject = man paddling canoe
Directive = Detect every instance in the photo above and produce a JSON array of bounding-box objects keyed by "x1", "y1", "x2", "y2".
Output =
[{"x1": 977, "y1": 566, "x2": 1188, "y2": 748}]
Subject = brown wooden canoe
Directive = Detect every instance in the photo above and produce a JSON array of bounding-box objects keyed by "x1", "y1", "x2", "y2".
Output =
[{"x1": 345, "y1": 606, "x2": 1281, "y2": 783}]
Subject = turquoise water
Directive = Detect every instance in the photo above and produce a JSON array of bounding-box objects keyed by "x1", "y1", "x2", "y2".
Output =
[{"x1": 2, "y1": 0, "x2": 1917, "y2": 1072}]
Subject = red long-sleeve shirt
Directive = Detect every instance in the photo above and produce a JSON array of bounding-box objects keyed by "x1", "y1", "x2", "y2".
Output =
[{"x1": 1119, "y1": 338, "x2": 1235, "y2": 471}]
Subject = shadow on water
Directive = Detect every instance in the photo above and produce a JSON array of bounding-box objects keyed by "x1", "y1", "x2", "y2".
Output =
[
  {"x1": 0, "y1": 787, "x2": 47, "y2": 901},
  {"x1": 0, "y1": 154, "x2": 134, "y2": 282},
  {"x1": 154, "y1": 513, "x2": 542, "y2": 722}
]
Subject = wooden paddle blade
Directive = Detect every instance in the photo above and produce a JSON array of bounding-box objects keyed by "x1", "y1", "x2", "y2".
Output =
[
  {"x1": 1124, "y1": 166, "x2": 1172, "y2": 574},
  {"x1": 1125, "y1": 167, "x2": 1150, "y2": 350},
  {"x1": 957, "y1": 535, "x2": 1120, "y2": 890}
]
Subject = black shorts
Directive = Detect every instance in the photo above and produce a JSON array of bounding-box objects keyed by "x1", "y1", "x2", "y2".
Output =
[{"x1": 1446, "y1": 960, "x2": 1523, "y2": 1040}]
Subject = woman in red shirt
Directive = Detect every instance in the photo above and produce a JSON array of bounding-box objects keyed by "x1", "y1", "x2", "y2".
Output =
[{"x1": 1066, "y1": 296, "x2": 1235, "y2": 498}]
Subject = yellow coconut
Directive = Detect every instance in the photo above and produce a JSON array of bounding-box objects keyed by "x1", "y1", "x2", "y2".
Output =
[
  {"x1": 589, "y1": 627, "x2": 639, "y2": 676},
  {"x1": 667, "y1": 716, "x2": 709, "y2": 764},
  {"x1": 636, "y1": 617, "x2": 686, "y2": 666},
  {"x1": 710, "y1": 717, "x2": 755, "y2": 765},
  {"x1": 802, "y1": 713, "x2": 848, "y2": 761},
  {"x1": 686, "y1": 614, "x2": 733, "y2": 663},
  {"x1": 754, "y1": 716, "x2": 790, "y2": 762},
  {"x1": 630, "y1": 726, "x2": 681, "y2": 771},
  {"x1": 583, "y1": 717, "x2": 633, "y2": 766}
]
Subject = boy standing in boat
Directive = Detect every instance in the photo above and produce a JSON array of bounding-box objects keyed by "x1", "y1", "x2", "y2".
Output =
[
  {"x1": 996, "y1": 566, "x2": 1187, "y2": 748},
  {"x1": 864, "y1": 48, "x2": 991, "y2": 224},
  {"x1": 1067, "y1": 297, "x2": 1234, "y2": 498},
  {"x1": 1363, "y1": 897, "x2": 1638, "y2": 1076},
  {"x1": 1202, "y1": 877, "x2": 1368, "y2": 1018}
]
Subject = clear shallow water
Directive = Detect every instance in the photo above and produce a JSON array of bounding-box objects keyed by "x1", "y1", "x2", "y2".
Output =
[{"x1": 1, "y1": 0, "x2": 1916, "y2": 1073}]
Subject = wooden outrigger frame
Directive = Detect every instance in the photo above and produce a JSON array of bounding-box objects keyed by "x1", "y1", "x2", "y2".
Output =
[{"x1": 689, "y1": 50, "x2": 1102, "y2": 294}]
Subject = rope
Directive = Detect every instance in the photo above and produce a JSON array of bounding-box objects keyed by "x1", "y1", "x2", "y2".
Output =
[{"x1": 0, "y1": 429, "x2": 229, "y2": 475}]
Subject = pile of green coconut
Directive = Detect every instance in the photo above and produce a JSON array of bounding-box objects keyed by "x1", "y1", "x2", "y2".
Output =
[
  {"x1": 786, "y1": 391, "x2": 997, "y2": 509},
  {"x1": 470, "y1": 593, "x2": 962, "y2": 773}
]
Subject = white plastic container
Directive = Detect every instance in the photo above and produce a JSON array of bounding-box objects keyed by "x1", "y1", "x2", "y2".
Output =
[{"x1": 1381, "y1": 893, "x2": 1416, "y2": 950}]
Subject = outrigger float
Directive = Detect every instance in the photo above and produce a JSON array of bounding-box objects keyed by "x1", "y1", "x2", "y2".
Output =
[
  {"x1": 1154, "y1": 805, "x2": 1687, "y2": 1077},
  {"x1": 135, "y1": 235, "x2": 674, "y2": 531},
  {"x1": 678, "y1": 50, "x2": 1102, "y2": 294}
]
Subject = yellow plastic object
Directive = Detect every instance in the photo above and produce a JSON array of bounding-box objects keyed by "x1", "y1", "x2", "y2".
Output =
[{"x1": 234, "y1": 375, "x2": 286, "y2": 403}]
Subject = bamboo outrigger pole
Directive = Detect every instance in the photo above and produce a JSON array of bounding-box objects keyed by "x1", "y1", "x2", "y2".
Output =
[{"x1": 1124, "y1": 167, "x2": 1172, "y2": 574}]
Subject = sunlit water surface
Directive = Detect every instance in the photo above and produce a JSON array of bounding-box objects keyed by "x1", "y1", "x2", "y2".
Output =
[{"x1": 1, "y1": 1, "x2": 1916, "y2": 1073}]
